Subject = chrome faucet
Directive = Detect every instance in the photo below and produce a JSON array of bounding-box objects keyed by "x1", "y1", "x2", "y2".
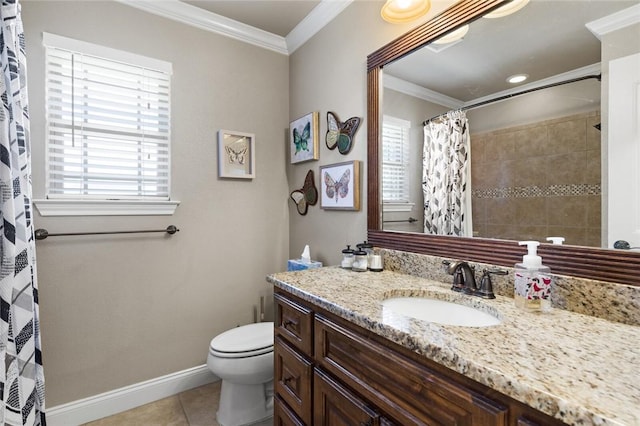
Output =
[{"x1": 443, "y1": 260, "x2": 477, "y2": 295}]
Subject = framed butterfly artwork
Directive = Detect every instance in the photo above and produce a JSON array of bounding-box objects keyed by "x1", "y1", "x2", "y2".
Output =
[
  {"x1": 319, "y1": 161, "x2": 360, "y2": 211},
  {"x1": 217, "y1": 130, "x2": 255, "y2": 179},
  {"x1": 289, "y1": 112, "x2": 320, "y2": 164}
]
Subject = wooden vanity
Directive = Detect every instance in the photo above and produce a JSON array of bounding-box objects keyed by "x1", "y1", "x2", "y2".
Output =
[{"x1": 267, "y1": 267, "x2": 640, "y2": 425}]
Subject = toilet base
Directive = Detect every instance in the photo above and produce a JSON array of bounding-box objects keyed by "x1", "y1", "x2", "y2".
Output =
[{"x1": 216, "y1": 380, "x2": 273, "y2": 426}]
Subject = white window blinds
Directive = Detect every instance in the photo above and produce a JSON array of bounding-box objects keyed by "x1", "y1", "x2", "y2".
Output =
[
  {"x1": 44, "y1": 33, "x2": 172, "y2": 200},
  {"x1": 382, "y1": 116, "x2": 411, "y2": 203}
]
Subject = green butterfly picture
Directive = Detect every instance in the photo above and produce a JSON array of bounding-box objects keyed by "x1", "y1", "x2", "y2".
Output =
[
  {"x1": 325, "y1": 111, "x2": 361, "y2": 155},
  {"x1": 293, "y1": 122, "x2": 310, "y2": 154},
  {"x1": 290, "y1": 112, "x2": 320, "y2": 164},
  {"x1": 290, "y1": 170, "x2": 318, "y2": 215}
]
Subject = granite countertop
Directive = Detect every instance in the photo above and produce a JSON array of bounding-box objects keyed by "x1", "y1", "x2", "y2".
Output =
[{"x1": 267, "y1": 267, "x2": 640, "y2": 426}]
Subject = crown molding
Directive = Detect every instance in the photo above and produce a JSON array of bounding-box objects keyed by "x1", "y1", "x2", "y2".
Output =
[
  {"x1": 116, "y1": 0, "x2": 352, "y2": 55},
  {"x1": 116, "y1": 0, "x2": 288, "y2": 55},
  {"x1": 383, "y1": 74, "x2": 463, "y2": 109},
  {"x1": 586, "y1": 3, "x2": 640, "y2": 40},
  {"x1": 286, "y1": 0, "x2": 353, "y2": 54}
]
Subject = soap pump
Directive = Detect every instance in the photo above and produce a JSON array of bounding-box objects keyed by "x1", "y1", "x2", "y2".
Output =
[{"x1": 514, "y1": 241, "x2": 552, "y2": 312}]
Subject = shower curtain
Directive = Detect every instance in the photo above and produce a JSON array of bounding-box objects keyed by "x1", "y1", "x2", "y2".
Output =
[
  {"x1": 423, "y1": 110, "x2": 472, "y2": 237},
  {"x1": 0, "y1": 1, "x2": 46, "y2": 425}
]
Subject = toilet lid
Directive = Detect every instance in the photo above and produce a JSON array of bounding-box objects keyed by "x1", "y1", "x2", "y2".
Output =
[{"x1": 210, "y1": 322, "x2": 274, "y2": 358}]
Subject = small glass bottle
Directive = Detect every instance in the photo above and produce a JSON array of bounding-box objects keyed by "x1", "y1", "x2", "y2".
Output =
[
  {"x1": 340, "y1": 245, "x2": 355, "y2": 269},
  {"x1": 352, "y1": 249, "x2": 368, "y2": 272}
]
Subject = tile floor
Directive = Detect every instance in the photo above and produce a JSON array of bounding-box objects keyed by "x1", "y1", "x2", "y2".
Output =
[{"x1": 83, "y1": 381, "x2": 272, "y2": 426}]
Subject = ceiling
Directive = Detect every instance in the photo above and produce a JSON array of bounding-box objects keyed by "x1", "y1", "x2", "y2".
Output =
[
  {"x1": 121, "y1": 0, "x2": 638, "y2": 103},
  {"x1": 182, "y1": 0, "x2": 321, "y2": 37}
]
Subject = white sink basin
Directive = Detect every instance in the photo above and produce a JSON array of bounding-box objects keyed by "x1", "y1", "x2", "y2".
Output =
[{"x1": 382, "y1": 297, "x2": 501, "y2": 327}]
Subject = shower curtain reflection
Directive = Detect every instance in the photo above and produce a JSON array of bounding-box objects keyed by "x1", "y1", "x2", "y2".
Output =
[{"x1": 422, "y1": 110, "x2": 472, "y2": 236}]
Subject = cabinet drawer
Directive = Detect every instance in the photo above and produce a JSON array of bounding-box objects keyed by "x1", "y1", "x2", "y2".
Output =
[
  {"x1": 315, "y1": 315, "x2": 508, "y2": 425},
  {"x1": 275, "y1": 293, "x2": 313, "y2": 356},
  {"x1": 275, "y1": 336, "x2": 313, "y2": 425}
]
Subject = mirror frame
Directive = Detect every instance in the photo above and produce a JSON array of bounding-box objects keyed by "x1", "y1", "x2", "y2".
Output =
[{"x1": 367, "y1": 0, "x2": 640, "y2": 286}]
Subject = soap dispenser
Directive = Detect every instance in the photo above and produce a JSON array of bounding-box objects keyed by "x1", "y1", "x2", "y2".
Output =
[{"x1": 514, "y1": 241, "x2": 552, "y2": 312}]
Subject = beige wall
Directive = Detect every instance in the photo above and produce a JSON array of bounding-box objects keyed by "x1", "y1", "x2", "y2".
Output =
[
  {"x1": 23, "y1": 1, "x2": 289, "y2": 406},
  {"x1": 288, "y1": 0, "x2": 454, "y2": 265}
]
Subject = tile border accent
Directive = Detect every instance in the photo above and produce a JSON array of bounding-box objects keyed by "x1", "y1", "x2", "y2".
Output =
[
  {"x1": 46, "y1": 365, "x2": 217, "y2": 426},
  {"x1": 472, "y1": 183, "x2": 601, "y2": 199}
]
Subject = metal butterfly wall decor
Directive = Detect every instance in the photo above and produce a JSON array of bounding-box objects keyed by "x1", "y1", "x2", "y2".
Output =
[
  {"x1": 290, "y1": 170, "x2": 318, "y2": 215},
  {"x1": 325, "y1": 111, "x2": 361, "y2": 155}
]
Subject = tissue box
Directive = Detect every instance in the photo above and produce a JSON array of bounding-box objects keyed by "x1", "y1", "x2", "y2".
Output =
[{"x1": 287, "y1": 259, "x2": 323, "y2": 271}]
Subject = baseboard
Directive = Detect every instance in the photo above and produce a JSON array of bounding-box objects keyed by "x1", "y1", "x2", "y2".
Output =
[{"x1": 46, "y1": 364, "x2": 218, "y2": 426}]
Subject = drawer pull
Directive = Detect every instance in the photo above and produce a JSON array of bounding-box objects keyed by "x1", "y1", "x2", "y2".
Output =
[
  {"x1": 283, "y1": 320, "x2": 297, "y2": 330},
  {"x1": 283, "y1": 376, "x2": 294, "y2": 384}
]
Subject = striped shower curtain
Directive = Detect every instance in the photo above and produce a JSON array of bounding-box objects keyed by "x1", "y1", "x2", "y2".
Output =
[
  {"x1": 0, "y1": 1, "x2": 46, "y2": 425},
  {"x1": 423, "y1": 110, "x2": 472, "y2": 237}
]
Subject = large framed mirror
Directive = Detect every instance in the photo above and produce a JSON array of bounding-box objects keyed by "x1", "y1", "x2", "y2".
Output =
[{"x1": 367, "y1": 0, "x2": 640, "y2": 286}]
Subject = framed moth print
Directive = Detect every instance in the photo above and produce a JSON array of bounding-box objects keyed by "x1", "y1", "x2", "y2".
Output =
[
  {"x1": 290, "y1": 112, "x2": 320, "y2": 164},
  {"x1": 320, "y1": 161, "x2": 360, "y2": 211},
  {"x1": 218, "y1": 130, "x2": 255, "y2": 179}
]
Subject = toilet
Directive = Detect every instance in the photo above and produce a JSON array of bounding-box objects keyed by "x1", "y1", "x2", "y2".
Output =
[{"x1": 207, "y1": 321, "x2": 274, "y2": 426}]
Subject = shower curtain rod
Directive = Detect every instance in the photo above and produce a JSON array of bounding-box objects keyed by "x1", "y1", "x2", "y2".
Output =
[
  {"x1": 34, "y1": 225, "x2": 179, "y2": 240},
  {"x1": 422, "y1": 74, "x2": 601, "y2": 126}
]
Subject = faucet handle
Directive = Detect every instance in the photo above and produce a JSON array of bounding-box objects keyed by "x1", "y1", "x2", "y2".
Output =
[
  {"x1": 476, "y1": 268, "x2": 508, "y2": 299},
  {"x1": 442, "y1": 260, "x2": 465, "y2": 292}
]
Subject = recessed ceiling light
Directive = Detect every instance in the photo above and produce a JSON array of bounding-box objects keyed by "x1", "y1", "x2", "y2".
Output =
[
  {"x1": 433, "y1": 25, "x2": 469, "y2": 45},
  {"x1": 484, "y1": 0, "x2": 530, "y2": 19},
  {"x1": 507, "y1": 74, "x2": 528, "y2": 84},
  {"x1": 381, "y1": 0, "x2": 431, "y2": 24}
]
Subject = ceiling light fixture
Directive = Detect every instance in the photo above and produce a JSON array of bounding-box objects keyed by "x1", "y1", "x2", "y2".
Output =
[
  {"x1": 483, "y1": 0, "x2": 530, "y2": 19},
  {"x1": 432, "y1": 24, "x2": 469, "y2": 45},
  {"x1": 507, "y1": 74, "x2": 529, "y2": 84},
  {"x1": 381, "y1": 0, "x2": 431, "y2": 24}
]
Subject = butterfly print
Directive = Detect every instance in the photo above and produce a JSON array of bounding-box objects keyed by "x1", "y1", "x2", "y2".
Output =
[
  {"x1": 225, "y1": 145, "x2": 248, "y2": 165},
  {"x1": 326, "y1": 111, "x2": 361, "y2": 155},
  {"x1": 290, "y1": 170, "x2": 318, "y2": 215},
  {"x1": 293, "y1": 121, "x2": 311, "y2": 154},
  {"x1": 324, "y1": 169, "x2": 350, "y2": 202}
]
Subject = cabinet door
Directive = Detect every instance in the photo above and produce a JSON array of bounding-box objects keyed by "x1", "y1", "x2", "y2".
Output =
[
  {"x1": 275, "y1": 337, "x2": 313, "y2": 425},
  {"x1": 315, "y1": 315, "x2": 508, "y2": 425},
  {"x1": 314, "y1": 368, "x2": 380, "y2": 426},
  {"x1": 274, "y1": 395, "x2": 306, "y2": 426}
]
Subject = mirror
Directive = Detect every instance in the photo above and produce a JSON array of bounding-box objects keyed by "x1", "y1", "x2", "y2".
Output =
[
  {"x1": 380, "y1": 0, "x2": 635, "y2": 247},
  {"x1": 366, "y1": 0, "x2": 640, "y2": 286}
]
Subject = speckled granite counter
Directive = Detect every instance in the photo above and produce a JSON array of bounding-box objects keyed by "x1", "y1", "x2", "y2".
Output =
[{"x1": 267, "y1": 267, "x2": 640, "y2": 426}]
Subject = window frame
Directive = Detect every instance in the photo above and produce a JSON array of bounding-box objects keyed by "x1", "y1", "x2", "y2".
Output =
[
  {"x1": 382, "y1": 115, "x2": 414, "y2": 213},
  {"x1": 34, "y1": 33, "x2": 179, "y2": 216}
]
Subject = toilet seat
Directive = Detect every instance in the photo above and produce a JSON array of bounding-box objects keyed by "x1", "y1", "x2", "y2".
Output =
[{"x1": 210, "y1": 322, "x2": 274, "y2": 359}]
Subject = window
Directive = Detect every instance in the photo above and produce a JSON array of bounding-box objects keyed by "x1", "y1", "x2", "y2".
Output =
[
  {"x1": 37, "y1": 33, "x2": 178, "y2": 216},
  {"x1": 382, "y1": 116, "x2": 412, "y2": 210}
]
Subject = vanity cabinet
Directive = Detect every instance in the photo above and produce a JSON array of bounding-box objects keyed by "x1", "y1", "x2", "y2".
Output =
[{"x1": 274, "y1": 289, "x2": 565, "y2": 425}]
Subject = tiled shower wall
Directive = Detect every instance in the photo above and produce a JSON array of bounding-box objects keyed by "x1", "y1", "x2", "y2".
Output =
[{"x1": 470, "y1": 111, "x2": 601, "y2": 247}]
